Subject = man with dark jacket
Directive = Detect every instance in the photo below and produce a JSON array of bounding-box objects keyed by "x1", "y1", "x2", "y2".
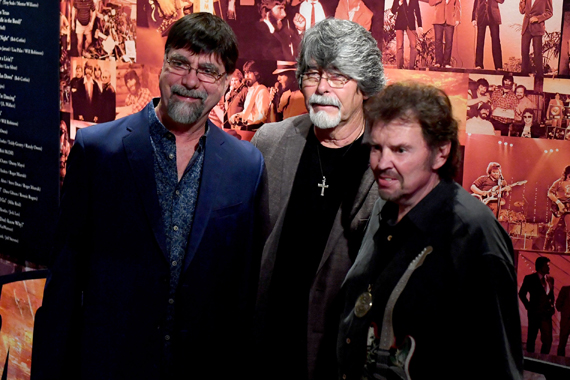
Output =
[
  {"x1": 472, "y1": 0, "x2": 504, "y2": 70},
  {"x1": 519, "y1": 0, "x2": 552, "y2": 77},
  {"x1": 252, "y1": 18, "x2": 384, "y2": 380},
  {"x1": 519, "y1": 256, "x2": 555, "y2": 354},
  {"x1": 391, "y1": 0, "x2": 422, "y2": 69},
  {"x1": 32, "y1": 13, "x2": 266, "y2": 380}
]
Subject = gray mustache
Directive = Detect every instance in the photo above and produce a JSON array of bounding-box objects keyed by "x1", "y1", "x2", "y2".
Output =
[
  {"x1": 171, "y1": 85, "x2": 207, "y2": 101},
  {"x1": 309, "y1": 94, "x2": 341, "y2": 108}
]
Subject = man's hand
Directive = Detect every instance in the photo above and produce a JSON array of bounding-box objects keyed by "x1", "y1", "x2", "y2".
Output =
[
  {"x1": 293, "y1": 13, "x2": 306, "y2": 32},
  {"x1": 156, "y1": 0, "x2": 177, "y2": 17},
  {"x1": 229, "y1": 113, "x2": 242, "y2": 125},
  {"x1": 417, "y1": 26, "x2": 423, "y2": 35},
  {"x1": 472, "y1": 20, "x2": 477, "y2": 27},
  {"x1": 530, "y1": 16, "x2": 539, "y2": 23},
  {"x1": 558, "y1": 201, "x2": 566, "y2": 212}
]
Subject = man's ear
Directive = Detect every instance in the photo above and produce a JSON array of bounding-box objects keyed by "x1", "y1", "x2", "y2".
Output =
[{"x1": 432, "y1": 141, "x2": 451, "y2": 171}]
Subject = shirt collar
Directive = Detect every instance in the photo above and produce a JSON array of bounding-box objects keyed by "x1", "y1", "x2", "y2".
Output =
[
  {"x1": 263, "y1": 19, "x2": 275, "y2": 34},
  {"x1": 148, "y1": 99, "x2": 210, "y2": 148},
  {"x1": 380, "y1": 179, "x2": 455, "y2": 233}
]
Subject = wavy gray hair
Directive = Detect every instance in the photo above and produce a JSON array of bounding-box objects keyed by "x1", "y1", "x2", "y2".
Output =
[{"x1": 296, "y1": 18, "x2": 384, "y2": 98}]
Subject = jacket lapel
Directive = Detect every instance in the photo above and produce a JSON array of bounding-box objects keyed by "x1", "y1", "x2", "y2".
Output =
[
  {"x1": 280, "y1": 117, "x2": 312, "y2": 206},
  {"x1": 318, "y1": 167, "x2": 376, "y2": 273},
  {"x1": 122, "y1": 111, "x2": 168, "y2": 260},
  {"x1": 182, "y1": 121, "x2": 224, "y2": 271}
]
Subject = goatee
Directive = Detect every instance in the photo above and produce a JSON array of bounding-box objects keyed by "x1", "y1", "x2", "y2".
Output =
[
  {"x1": 167, "y1": 85, "x2": 207, "y2": 125},
  {"x1": 308, "y1": 94, "x2": 342, "y2": 130}
]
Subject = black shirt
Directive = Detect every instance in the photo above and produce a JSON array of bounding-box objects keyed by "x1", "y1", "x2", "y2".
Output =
[{"x1": 265, "y1": 127, "x2": 370, "y2": 378}]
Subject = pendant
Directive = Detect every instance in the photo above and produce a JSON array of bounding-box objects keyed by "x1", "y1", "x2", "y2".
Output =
[
  {"x1": 318, "y1": 176, "x2": 328, "y2": 196},
  {"x1": 354, "y1": 290, "x2": 373, "y2": 318}
]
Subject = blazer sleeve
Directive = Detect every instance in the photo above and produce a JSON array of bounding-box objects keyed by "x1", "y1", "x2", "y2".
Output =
[
  {"x1": 31, "y1": 130, "x2": 91, "y2": 380},
  {"x1": 414, "y1": 0, "x2": 423, "y2": 27},
  {"x1": 518, "y1": 276, "x2": 531, "y2": 310},
  {"x1": 537, "y1": 0, "x2": 553, "y2": 23}
]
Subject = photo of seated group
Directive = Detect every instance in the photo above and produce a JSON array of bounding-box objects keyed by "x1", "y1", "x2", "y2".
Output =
[{"x1": 467, "y1": 75, "x2": 570, "y2": 140}]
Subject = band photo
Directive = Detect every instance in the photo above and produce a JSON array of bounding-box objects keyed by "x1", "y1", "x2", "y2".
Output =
[
  {"x1": 464, "y1": 134, "x2": 570, "y2": 253},
  {"x1": 466, "y1": 72, "x2": 540, "y2": 137},
  {"x1": 70, "y1": 57, "x2": 118, "y2": 123},
  {"x1": 381, "y1": 0, "x2": 562, "y2": 74},
  {"x1": 62, "y1": 0, "x2": 137, "y2": 61}
]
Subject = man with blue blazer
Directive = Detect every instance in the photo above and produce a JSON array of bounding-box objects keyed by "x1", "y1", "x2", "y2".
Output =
[{"x1": 31, "y1": 13, "x2": 266, "y2": 380}]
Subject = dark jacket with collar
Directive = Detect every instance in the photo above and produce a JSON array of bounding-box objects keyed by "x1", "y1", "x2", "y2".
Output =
[{"x1": 32, "y1": 101, "x2": 267, "y2": 380}]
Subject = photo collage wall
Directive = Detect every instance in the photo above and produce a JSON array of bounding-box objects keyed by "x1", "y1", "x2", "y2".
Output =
[{"x1": 57, "y1": 0, "x2": 570, "y2": 367}]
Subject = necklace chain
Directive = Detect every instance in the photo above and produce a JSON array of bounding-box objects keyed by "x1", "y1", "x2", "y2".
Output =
[{"x1": 315, "y1": 137, "x2": 359, "y2": 196}]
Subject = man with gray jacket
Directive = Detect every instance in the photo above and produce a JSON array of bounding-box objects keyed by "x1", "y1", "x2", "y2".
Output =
[{"x1": 251, "y1": 18, "x2": 384, "y2": 380}]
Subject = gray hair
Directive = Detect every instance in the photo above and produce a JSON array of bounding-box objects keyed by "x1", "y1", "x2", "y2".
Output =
[{"x1": 296, "y1": 18, "x2": 384, "y2": 97}]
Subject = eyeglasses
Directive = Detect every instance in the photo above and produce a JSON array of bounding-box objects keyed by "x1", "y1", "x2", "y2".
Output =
[
  {"x1": 523, "y1": 115, "x2": 533, "y2": 119},
  {"x1": 301, "y1": 70, "x2": 351, "y2": 88},
  {"x1": 165, "y1": 57, "x2": 226, "y2": 83}
]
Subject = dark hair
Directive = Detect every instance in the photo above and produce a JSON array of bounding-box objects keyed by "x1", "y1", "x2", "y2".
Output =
[
  {"x1": 478, "y1": 102, "x2": 492, "y2": 112},
  {"x1": 164, "y1": 13, "x2": 239, "y2": 75},
  {"x1": 231, "y1": 69, "x2": 243, "y2": 81},
  {"x1": 564, "y1": 165, "x2": 570, "y2": 180},
  {"x1": 259, "y1": 0, "x2": 286, "y2": 18},
  {"x1": 535, "y1": 256, "x2": 550, "y2": 271},
  {"x1": 515, "y1": 85, "x2": 526, "y2": 95},
  {"x1": 123, "y1": 70, "x2": 140, "y2": 86},
  {"x1": 502, "y1": 73, "x2": 514, "y2": 84},
  {"x1": 84, "y1": 62, "x2": 93, "y2": 71},
  {"x1": 364, "y1": 82, "x2": 459, "y2": 181},
  {"x1": 486, "y1": 162, "x2": 501, "y2": 175},
  {"x1": 243, "y1": 60, "x2": 261, "y2": 74},
  {"x1": 521, "y1": 108, "x2": 534, "y2": 119},
  {"x1": 476, "y1": 78, "x2": 489, "y2": 88}
]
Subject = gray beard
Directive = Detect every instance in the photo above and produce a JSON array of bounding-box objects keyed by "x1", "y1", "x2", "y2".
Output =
[
  {"x1": 309, "y1": 108, "x2": 341, "y2": 129},
  {"x1": 167, "y1": 100, "x2": 205, "y2": 125},
  {"x1": 167, "y1": 85, "x2": 207, "y2": 124}
]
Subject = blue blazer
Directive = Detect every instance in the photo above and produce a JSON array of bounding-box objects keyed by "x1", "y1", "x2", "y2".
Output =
[{"x1": 32, "y1": 103, "x2": 267, "y2": 380}]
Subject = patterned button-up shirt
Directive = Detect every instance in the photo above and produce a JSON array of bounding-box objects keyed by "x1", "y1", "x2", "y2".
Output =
[
  {"x1": 127, "y1": 87, "x2": 153, "y2": 114},
  {"x1": 491, "y1": 88, "x2": 518, "y2": 124},
  {"x1": 148, "y1": 102, "x2": 207, "y2": 366}
]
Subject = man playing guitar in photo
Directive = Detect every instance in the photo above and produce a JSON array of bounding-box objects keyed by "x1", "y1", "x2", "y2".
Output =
[
  {"x1": 544, "y1": 165, "x2": 570, "y2": 251},
  {"x1": 471, "y1": 162, "x2": 512, "y2": 217}
]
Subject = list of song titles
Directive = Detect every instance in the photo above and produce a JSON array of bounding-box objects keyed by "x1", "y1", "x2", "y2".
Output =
[{"x1": 0, "y1": 0, "x2": 47, "y2": 246}]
